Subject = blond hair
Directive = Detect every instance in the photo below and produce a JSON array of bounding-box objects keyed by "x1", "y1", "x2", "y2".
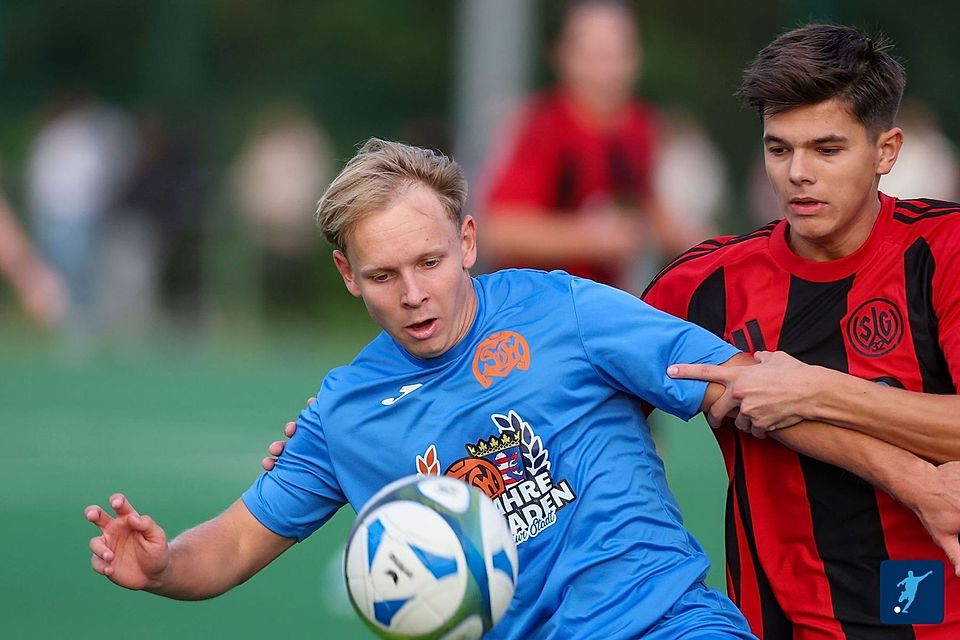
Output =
[{"x1": 315, "y1": 138, "x2": 468, "y2": 250}]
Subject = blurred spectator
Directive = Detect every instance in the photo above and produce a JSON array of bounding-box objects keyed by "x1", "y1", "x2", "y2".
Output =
[
  {"x1": 644, "y1": 105, "x2": 728, "y2": 288},
  {"x1": 481, "y1": 0, "x2": 700, "y2": 292},
  {"x1": 653, "y1": 107, "x2": 727, "y2": 239},
  {"x1": 882, "y1": 99, "x2": 960, "y2": 201},
  {"x1": 102, "y1": 110, "x2": 206, "y2": 335},
  {"x1": 25, "y1": 93, "x2": 137, "y2": 345},
  {"x1": 230, "y1": 103, "x2": 332, "y2": 314},
  {"x1": 0, "y1": 191, "x2": 69, "y2": 327}
]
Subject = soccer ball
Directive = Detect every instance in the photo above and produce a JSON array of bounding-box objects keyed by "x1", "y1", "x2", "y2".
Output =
[{"x1": 344, "y1": 475, "x2": 519, "y2": 639}]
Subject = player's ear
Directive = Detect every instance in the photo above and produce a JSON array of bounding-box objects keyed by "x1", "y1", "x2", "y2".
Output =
[
  {"x1": 460, "y1": 215, "x2": 477, "y2": 270},
  {"x1": 876, "y1": 126, "x2": 904, "y2": 176},
  {"x1": 333, "y1": 250, "x2": 362, "y2": 298}
]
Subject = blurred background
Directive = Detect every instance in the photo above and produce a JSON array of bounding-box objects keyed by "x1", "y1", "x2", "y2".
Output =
[{"x1": 2, "y1": 1, "x2": 958, "y2": 637}]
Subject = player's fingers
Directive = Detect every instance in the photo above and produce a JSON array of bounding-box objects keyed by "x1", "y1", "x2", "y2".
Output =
[
  {"x1": 261, "y1": 456, "x2": 277, "y2": 471},
  {"x1": 306, "y1": 396, "x2": 316, "y2": 407},
  {"x1": 128, "y1": 513, "x2": 154, "y2": 533},
  {"x1": 283, "y1": 421, "x2": 296, "y2": 438},
  {"x1": 708, "y1": 393, "x2": 739, "y2": 426},
  {"x1": 667, "y1": 363, "x2": 731, "y2": 383},
  {"x1": 84, "y1": 505, "x2": 114, "y2": 530},
  {"x1": 268, "y1": 440, "x2": 286, "y2": 456},
  {"x1": 110, "y1": 494, "x2": 141, "y2": 519},
  {"x1": 771, "y1": 416, "x2": 802, "y2": 432},
  {"x1": 91, "y1": 554, "x2": 115, "y2": 577},
  {"x1": 89, "y1": 536, "x2": 114, "y2": 562},
  {"x1": 934, "y1": 533, "x2": 960, "y2": 578},
  {"x1": 753, "y1": 350, "x2": 770, "y2": 363},
  {"x1": 750, "y1": 426, "x2": 768, "y2": 439},
  {"x1": 706, "y1": 405, "x2": 726, "y2": 429},
  {"x1": 734, "y1": 412, "x2": 752, "y2": 433},
  {"x1": 132, "y1": 515, "x2": 167, "y2": 546}
]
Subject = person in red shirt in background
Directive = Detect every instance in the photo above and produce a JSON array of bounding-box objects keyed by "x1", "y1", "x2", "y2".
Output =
[{"x1": 481, "y1": 0, "x2": 701, "y2": 291}]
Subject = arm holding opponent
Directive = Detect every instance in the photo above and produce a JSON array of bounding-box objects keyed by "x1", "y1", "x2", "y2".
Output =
[
  {"x1": 691, "y1": 354, "x2": 960, "y2": 576},
  {"x1": 674, "y1": 349, "x2": 960, "y2": 463}
]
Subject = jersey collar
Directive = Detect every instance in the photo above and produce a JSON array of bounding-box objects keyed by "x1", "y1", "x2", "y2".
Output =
[{"x1": 768, "y1": 192, "x2": 896, "y2": 282}]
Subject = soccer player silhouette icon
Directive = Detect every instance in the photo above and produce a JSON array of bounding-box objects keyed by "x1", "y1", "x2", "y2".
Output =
[{"x1": 898, "y1": 570, "x2": 934, "y2": 613}]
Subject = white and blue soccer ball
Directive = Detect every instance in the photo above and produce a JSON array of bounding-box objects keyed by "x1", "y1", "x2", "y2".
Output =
[{"x1": 344, "y1": 475, "x2": 519, "y2": 640}]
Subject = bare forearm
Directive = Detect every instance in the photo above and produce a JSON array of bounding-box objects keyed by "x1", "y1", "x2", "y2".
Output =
[
  {"x1": 148, "y1": 500, "x2": 293, "y2": 600},
  {"x1": 0, "y1": 201, "x2": 38, "y2": 286},
  {"x1": 485, "y1": 209, "x2": 638, "y2": 264},
  {"x1": 772, "y1": 421, "x2": 933, "y2": 511},
  {"x1": 805, "y1": 368, "x2": 960, "y2": 463}
]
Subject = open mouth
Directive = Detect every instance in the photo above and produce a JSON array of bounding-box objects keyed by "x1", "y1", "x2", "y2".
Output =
[
  {"x1": 408, "y1": 319, "x2": 434, "y2": 331},
  {"x1": 405, "y1": 318, "x2": 437, "y2": 339}
]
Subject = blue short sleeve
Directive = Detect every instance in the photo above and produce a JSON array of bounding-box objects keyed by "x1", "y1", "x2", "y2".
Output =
[
  {"x1": 571, "y1": 278, "x2": 740, "y2": 420},
  {"x1": 241, "y1": 401, "x2": 347, "y2": 541}
]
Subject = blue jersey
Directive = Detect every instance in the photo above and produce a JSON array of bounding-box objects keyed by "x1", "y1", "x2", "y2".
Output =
[{"x1": 243, "y1": 269, "x2": 749, "y2": 639}]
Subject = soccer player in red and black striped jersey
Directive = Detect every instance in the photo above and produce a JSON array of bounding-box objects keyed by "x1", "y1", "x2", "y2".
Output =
[{"x1": 644, "y1": 24, "x2": 960, "y2": 639}]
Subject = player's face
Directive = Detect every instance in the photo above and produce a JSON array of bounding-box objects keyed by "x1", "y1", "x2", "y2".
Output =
[
  {"x1": 334, "y1": 185, "x2": 478, "y2": 360},
  {"x1": 763, "y1": 98, "x2": 902, "y2": 260}
]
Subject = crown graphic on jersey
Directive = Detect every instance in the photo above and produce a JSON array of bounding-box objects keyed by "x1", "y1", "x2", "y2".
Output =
[{"x1": 466, "y1": 431, "x2": 522, "y2": 457}]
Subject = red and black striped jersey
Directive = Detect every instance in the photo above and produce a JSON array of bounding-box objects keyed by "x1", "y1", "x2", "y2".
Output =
[{"x1": 643, "y1": 193, "x2": 960, "y2": 639}]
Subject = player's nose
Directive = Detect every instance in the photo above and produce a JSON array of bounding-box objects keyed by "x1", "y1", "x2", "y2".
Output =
[{"x1": 400, "y1": 273, "x2": 428, "y2": 308}]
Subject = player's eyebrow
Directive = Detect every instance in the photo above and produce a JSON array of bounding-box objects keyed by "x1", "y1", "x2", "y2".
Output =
[
  {"x1": 763, "y1": 133, "x2": 848, "y2": 145},
  {"x1": 358, "y1": 247, "x2": 448, "y2": 278},
  {"x1": 810, "y1": 134, "x2": 848, "y2": 144}
]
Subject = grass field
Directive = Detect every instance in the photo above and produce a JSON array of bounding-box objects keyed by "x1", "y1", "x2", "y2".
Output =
[{"x1": 0, "y1": 320, "x2": 729, "y2": 639}]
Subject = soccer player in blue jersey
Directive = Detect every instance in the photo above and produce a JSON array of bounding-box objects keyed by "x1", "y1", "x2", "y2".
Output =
[{"x1": 84, "y1": 139, "x2": 757, "y2": 639}]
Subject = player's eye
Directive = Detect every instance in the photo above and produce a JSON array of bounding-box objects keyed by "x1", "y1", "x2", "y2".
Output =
[
  {"x1": 766, "y1": 146, "x2": 788, "y2": 156},
  {"x1": 819, "y1": 147, "x2": 842, "y2": 155},
  {"x1": 422, "y1": 258, "x2": 441, "y2": 269},
  {"x1": 371, "y1": 273, "x2": 391, "y2": 283}
]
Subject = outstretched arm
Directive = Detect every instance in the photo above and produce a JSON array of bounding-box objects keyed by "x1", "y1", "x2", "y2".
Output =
[
  {"x1": 676, "y1": 350, "x2": 960, "y2": 463},
  {"x1": 85, "y1": 493, "x2": 294, "y2": 600}
]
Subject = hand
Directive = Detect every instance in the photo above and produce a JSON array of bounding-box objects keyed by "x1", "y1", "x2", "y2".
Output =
[
  {"x1": 910, "y1": 462, "x2": 960, "y2": 577},
  {"x1": 669, "y1": 350, "x2": 816, "y2": 435},
  {"x1": 84, "y1": 493, "x2": 170, "y2": 590},
  {"x1": 579, "y1": 205, "x2": 645, "y2": 265},
  {"x1": 261, "y1": 396, "x2": 313, "y2": 471},
  {"x1": 17, "y1": 262, "x2": 69, "y2": 327}
]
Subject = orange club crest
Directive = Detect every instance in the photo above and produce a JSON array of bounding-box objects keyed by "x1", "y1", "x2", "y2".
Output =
[{"x1": 472, "y1": 331, "x2": 530, "y2": 389}]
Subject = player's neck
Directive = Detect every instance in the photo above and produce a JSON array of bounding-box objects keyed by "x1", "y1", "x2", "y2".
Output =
[
  {"x1": 787, "y1": 193, "x2": 883, "y2": 262},
  {"x1": 563, "y1": 89, "x2": 627, "y2": 130}
]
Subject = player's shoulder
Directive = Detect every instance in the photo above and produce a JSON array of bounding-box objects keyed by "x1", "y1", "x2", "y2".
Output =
[
  {"x1": 322, "y1": 333, "x2": 405, "y2": 391},
  {"x1": 643, "y1": 221, "x2": 780, "y2": 296},
  {"x1": 890, "y1": 197, "x2": 960, "y2": 235},
  {"x1": 477, "y1": 268, "x2": 576, "y2": 305}
]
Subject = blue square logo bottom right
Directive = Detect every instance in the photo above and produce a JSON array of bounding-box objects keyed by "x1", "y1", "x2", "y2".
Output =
[{"x1": 880, "y1": 560, "x2": 944, "y2": 624}]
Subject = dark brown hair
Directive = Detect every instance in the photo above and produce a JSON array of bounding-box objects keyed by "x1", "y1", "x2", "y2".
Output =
[{"x1": 736, "y1": 24, "x2": 906, "y2": 136}]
